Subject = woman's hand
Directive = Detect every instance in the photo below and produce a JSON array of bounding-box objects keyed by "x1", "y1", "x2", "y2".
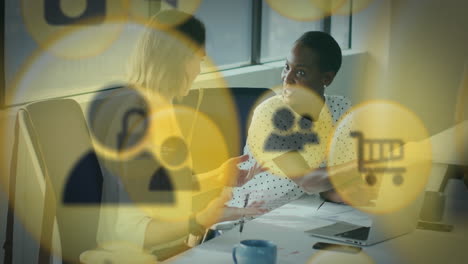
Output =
[
  {"x1": 218, "y1": 201, "x2": 269, "y2": 222},
  {"x1": 195, "y1": 188, "x2": 233, "y2": 228},
  {"x1": 292, "y1": 168, "x2": 332, "y2": 194},
  {"x1": 195, "y1": 189, "x2": 269, "y2": 228},
  {"x1": 218, "y1": 155, "x2": 267, "y2": 187}
]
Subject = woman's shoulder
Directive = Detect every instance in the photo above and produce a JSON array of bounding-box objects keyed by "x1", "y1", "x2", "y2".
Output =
[
  {"x1": 325, "y1": 94, "x2": 352, "y2": 108},
  {"x1": 324, "y1": 94, "x2": 352, "y2": 122}
]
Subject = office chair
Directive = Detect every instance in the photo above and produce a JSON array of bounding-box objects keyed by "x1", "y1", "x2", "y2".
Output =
[
  {"x1": 177, "y1": 87, "x2": 274, "y2": 166},
  {"x1": 13, "y1": 99, "x2": 103, "y2": 264}
]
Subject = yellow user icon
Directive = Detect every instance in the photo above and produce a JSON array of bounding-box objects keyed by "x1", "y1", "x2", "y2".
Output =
[
  {"x1": 247, "y1": 85, "x2": 334, "y2": 179},
  {"x1": 116, "y1": 104, "x2": 232, "y2": 223}
]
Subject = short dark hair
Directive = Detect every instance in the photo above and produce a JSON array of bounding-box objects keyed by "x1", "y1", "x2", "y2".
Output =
[
  {"x1": 153, "y1": 10, "x2": 206, "y2": 47},
  {"x1": 295, "y1": 31, "x2": 342, "y2": 74}
]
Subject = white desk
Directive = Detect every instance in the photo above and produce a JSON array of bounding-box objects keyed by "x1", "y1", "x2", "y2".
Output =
[{"x1": 165, "y1": 182, "x2": 468, "y2": 264}]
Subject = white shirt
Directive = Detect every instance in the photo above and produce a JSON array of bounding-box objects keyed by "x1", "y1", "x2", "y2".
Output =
[
  {"x1": 96, "y1": 90, "x2": 191, "y2": 251},
  {"x1": 227, "y1": 94, "x2": 353, "y2": 211}
]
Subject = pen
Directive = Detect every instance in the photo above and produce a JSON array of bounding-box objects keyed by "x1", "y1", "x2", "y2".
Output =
[
  {"x1": 239, "y1": 193, "x2": 250, "y2": 233},
  {"x1": 317, "y1": 200, "x2": 325, "y2": 211}
]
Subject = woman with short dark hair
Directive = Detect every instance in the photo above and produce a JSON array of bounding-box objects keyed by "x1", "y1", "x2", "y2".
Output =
[{"x1": 228, "y1": 31, "x2": 352, "y2": 212}]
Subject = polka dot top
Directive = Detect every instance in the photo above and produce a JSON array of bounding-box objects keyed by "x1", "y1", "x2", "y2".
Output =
[{"x1": 226, "y1": 94, "x2": 353, "y2": 214}]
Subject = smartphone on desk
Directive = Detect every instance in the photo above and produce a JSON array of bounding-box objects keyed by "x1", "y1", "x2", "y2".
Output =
[{"x1": 313, "y1": 242, "x2": 362, "y2": 254}]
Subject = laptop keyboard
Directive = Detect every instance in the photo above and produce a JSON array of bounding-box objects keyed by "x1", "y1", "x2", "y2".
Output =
[{"x1": 336, "y1": 226, "x2": 371, "y2": 240}]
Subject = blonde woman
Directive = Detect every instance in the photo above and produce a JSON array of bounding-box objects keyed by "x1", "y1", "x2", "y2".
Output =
[{"x1": 94, "y1": 10, "x2": 266, "y2": 260}]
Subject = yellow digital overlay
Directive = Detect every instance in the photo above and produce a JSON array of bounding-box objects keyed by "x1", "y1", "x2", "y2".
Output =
[
  {"x1": 266, "y1": 0, "x2": 347, "y2": 21},
  {"x1": 115, "y1": 104, "x2": 231, "y2": 222},
  {"x1": 130, "y1": 0, "x2": 203, "y2": 28},
  {"x1": 20, "y1": 0, "x2": 204, "y2": 60},
  {"x1": 331, "y1": 0, "x2": 374, "y2": 16},
  {"x1": 80, "y1": 240, "x2": 158, "y2": 263},
  {"x1": 265, "y1": 0, "x2": 374, "y2": 21},
  {"x1": 247, "y1": 85, "x2": 334, "y2": 179},
  {"x1": 1, "y1": 12, "x2": 242, "y2": 262},
  {"x1": 21, "y1": 0, "x2": 129, "y2": 59},
  {"x1": 327, "y1": 100, "x2": 432, "y2": 214}
]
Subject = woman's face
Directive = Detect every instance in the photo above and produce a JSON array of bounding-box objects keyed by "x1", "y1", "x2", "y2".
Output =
[{"x1": 281, "y1": 43, "x2": 333, "y2": 107}]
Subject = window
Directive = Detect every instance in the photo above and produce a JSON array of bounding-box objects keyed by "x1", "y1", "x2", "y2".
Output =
[
  {"x1": 260, "y1": 2, "x2": 323, "y2": 63},
  {"x1": 330, "y1": 7, "x2": 352, "y2": 50},
  {"x1": 261, "y1": 0, "x2": 352, "y2": 62},
  {"x1": 195, "y1": 0, "x2": 252, "y2": 69},
  {"x1": 2, "y1": 0, "x2": 352, "y2": 107}
]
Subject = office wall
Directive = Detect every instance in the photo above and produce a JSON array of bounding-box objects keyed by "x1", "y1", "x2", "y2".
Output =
[
  {"x1": 342, "y1": 0, "x2": 392, "y2": 102},
  {"x1": 194, "y1": 50, "x2": 368, "y2": 105},
  {"x1": 387, "y1": 0, "x2": 468, "y2": 135}
]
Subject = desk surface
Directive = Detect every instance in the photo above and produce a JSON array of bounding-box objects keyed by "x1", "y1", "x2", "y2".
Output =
[{"x1": 165, "y1": 182, "x2": 468, "y2": 264}]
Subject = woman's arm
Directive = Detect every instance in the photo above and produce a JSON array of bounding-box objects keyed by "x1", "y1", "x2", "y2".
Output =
[
  {"x1": 143, "y1": 189, "x2": 233, "y2": 249},
  {"x1": 290, "y1": 167, "x2": 332, "y2": 194},
  {"x1": 194, "y1": 155, "x2": 265, "y2": 191},
  {"x1": 290, "y1": 160, "x2": 359, "y2": 197},
  {"x1": 143, "y1": 217, "x2": 191, "y2": 249},
  {"x1": 143, "y1": 156, "x2": 266, "y2": 249}
]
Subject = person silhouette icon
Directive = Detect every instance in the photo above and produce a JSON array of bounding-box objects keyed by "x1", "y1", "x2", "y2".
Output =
[
  {"x1": 264, "y1": 108, "x2": 319, "y2": 151},
  {"x1": 296, "y1": 114, "x2": 319, "y2": 146},
  {"x1": 148, "y1": 136, "x2": 199, "y2": 204}
]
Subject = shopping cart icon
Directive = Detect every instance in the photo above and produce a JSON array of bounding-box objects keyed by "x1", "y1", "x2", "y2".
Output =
[{"x1": 350, "y1": 131, "x2": 406, "y2": 186}]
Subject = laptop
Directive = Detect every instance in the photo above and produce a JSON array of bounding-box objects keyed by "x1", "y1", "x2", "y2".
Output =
[
  {"x1": 303, "y1": 201, "x2": 421, "y2": 246},
  {"x1": 273, "y1": 151, "x2": 423, "y2": 246}
]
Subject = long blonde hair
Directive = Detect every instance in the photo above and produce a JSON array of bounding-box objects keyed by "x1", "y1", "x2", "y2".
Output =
[{"x1": 128, "y1": 11, "x2": 204, "y2": 100}]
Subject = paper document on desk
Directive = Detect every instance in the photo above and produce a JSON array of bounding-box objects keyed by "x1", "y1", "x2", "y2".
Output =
[
  {"x1": 234, "y1": 189, "x2": 309, "y2": 210},
  {"x1": 265, "y1": 196, "x2": 324, "y2": 217},
  {"x1": 253, "y1": 214, "x2": 336, "y2": 231},
  {"x1": 251, "y1": 195, "x2": 332, "y2": 231},
  {"x1": 314, "y1": 202, "x2": 372, "y2": 227}
]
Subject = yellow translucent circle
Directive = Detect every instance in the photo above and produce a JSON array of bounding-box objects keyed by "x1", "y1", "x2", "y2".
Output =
[
  {"x1": 266, "y1": 0, "x2": 347, "y2": 21},
  {"x1": 2, "y1": 16, "x2": 237, "y2": 262},
  {"x1": 1, "y1": 149, "x2": 108, "y2": 264},
  {"x1": 247, "y1": 85, "x2": 334, "y2": 179},
  {"x1": 21, "y1": 0, "x2": 129, "y2": 59},
  {"x1": 60, "y1": 0, "x2": 87, "y2": 17},
  {"x1": 117, "y1": 105, "x2": 231, "y2": 222},
  {"x1": 332, "y1": 0, "x2": 374, "y2": 15},
  {"x1": 129, "y1": 0, "x2": 202, "y2": 27},
  {"x1": 328, "y1": 100, "x2": 432, "y2": 214},
  {"x1": 81, "y1": 241, "x2": 157, "y2": 263},
  {"x1": 88, "y1": 86, "x2": 155, "y2": 162},
  {"x1": 307, "y1": 248, "x2": 375, "y2": 264}
]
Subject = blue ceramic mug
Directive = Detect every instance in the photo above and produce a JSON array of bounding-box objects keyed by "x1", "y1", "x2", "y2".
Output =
[{"x1": 232, "y1": 239, "x2": 277, "y2": 264}]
